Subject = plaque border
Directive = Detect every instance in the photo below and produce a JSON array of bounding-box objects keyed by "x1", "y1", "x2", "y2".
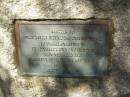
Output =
[{"x1": 15, "y1": 19, "x2": 114, "y2": 77}]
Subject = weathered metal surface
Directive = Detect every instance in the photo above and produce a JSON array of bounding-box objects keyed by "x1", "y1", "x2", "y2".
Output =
[{"x1": 15, "y1": 20, "x2": 113, "y2": 77}]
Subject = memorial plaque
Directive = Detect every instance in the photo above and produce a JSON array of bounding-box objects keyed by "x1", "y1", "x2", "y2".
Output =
[{"x1": 15, "y1": 20, "x2": 113, "y2": 77}]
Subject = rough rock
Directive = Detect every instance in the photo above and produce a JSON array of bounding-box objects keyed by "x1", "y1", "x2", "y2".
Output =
[{"x1": 0, "y1": 0, "x2": 130, "y2": 97}]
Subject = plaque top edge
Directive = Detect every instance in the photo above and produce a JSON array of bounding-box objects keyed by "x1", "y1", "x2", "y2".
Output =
[{"x1": 15, "y1": 19, "x2": 113, "y2": 25}]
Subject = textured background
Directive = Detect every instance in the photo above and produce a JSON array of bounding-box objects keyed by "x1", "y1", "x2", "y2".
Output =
[{"x1": 0, "y1": 0, "x2": 130, "y2": 97}]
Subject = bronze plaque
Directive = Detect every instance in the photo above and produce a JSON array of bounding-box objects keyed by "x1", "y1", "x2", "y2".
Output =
[{"x1": 15, "y1": 20, "x2": 113, "y2": 77}]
